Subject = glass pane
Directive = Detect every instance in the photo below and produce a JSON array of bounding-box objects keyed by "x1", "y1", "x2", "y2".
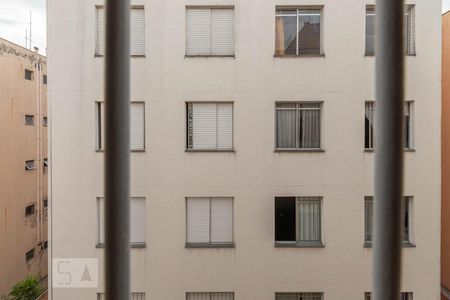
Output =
[
  {"x1": 298, "y1": 108, "x2": 321, "y2": 148},
  {"x1": 298, "y1": 10, "x2": 321, "y2": 55},
  {"x1": 366, "y1": 8, "x2": 375, "y2": 55},
  {"x1": 275, "y1": 15, "x2": 297, "y2": 55},
  {"x1": 297, "y1": 197, "x2": 321, "y2": 242},
  {"x1": 277, "y1": 109, "x2": 297, "y2": 148}
]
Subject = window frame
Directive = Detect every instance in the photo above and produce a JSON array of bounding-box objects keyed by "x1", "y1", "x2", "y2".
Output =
[
  {"x1": 97, "y1": 292, "x2": 146, "y2": 300},
  {"x1": 185, "y1": 197, "x2": 235, "y2": 248},
  {"x1": 25, "y1": 160, "x2": 36, "y2": 171},
  {"x1": 275, "y1": 101, "x2": 324, "y2": 152},
  {"x1": 186, "y1": 292, "x2": 235, "y2": 300},
  {"x1": 274, "y1": 6, "x2": 325, "y2": 57},
  {"x1": 185, "y1": 101, "x2": 235, "y2": 152},
  {"x1": 365, "y1": 292, "x2": 413, "y2": 300},
  {"x1": 274, "y1": 196, "x2": 324, "y2": 248},
  {"x1": 275, "y1": 292, "x2": 324, "y2": 300},
  {"x1": 24, "y1": 69, "x2": 33, "y2": 81}
]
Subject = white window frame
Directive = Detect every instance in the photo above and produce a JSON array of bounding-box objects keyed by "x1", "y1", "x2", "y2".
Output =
[
  {"x1": 186, "y1": 292, "x2": 235, "y2": 300},
  {"x1": 275, "y1": 292, "x2": 324, "y2": 300}
]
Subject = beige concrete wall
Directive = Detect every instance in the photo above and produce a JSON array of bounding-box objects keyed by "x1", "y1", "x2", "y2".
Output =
[
  {"x1": 48, "y1": 0, "x2": 441, "y2": 299},
  {"x1": 0, "y1": 38, "x2": 48, "y2": 296}
]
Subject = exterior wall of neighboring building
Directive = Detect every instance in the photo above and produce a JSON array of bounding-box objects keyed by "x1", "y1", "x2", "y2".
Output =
[
  {"x1": 442, "y1": 11, "x2": 450, "y2": 300},
  {"x1": 48, "y1": 0, "x2": 441, "y2": 299},
  {"x1": 0, "y1": 38, "x2": 48, "y2": 296}
]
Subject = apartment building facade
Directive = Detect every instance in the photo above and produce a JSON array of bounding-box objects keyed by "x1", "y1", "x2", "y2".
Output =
[
  {"x1": 0, "y1": 38, "x2": 48, "y2": 296},
  {"x1": 48, "y1": 0, "x2": 441, "y2": 299}
]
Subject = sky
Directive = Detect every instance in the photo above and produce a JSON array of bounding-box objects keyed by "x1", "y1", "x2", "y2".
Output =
[{"x1": 0, "y1": 0, "x2": 449, "y2": 56}]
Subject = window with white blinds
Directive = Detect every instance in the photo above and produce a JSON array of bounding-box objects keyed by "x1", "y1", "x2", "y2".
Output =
[
  {"x1": 96, "y1": 6, "x2": 145, "y2": 56},
  {"x1": 275, "y1": 197, "x2": 322, "y2": 246},
  {"x1": 96, "y1": 102, "x2": 145, "y2": 151},
  {"x1": 98, "y1": 292, "x2": 146, "y2": 300},
  {"x1": 364, "y1": 101, "x2": 414, "y2": 150},
  {"x1": 186, "y1": 292, "x2": 234, "y2": 300},
  {"x1": 275, "y1": 292, "x2": 323, "y2": 300},
  {"x1": 97, "y1": 197, "x2": 146, "y2": 247},
  {"x1": 186, "y1": 7, "x2": 234, "y2": 56},
  {"x1": 187, "y1": 103, "x2": 233, "y2": 151},
  {"x1": 186, "y1": 197, "x2": 233, "y2": 246},
  {"x1": 364, "y1": 196, "x2": 413, "y2": 245}
]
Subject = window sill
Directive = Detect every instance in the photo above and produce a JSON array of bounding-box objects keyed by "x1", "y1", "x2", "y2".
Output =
[
  {"x1": 274, "y1": 241, "x2": 324, "y2": 248},
  {"x1": 95, "y1": 54, "x2": 146, "y2": 58},
  {"x1": 185, "y1": 55, "x2": 235, "y2": 58},
  {"x1": 95, "y1": 149, "x2": 146, "y2": 153},
  {"x1": 185, "y1": 149, "x2": 235, "y2": 153},
  {"x1": 364, "y1": 242, "x2": 415, "y2": 248},
  {"x1": 274, "y1": 54, "x2": 325, "y2": 58},
  {"x1": 96, "y1": 243, "x2": 146, "y2": 249},
  {"x1": 275, "y1": 149, "x2": 325, "y2": 153},
  {"x1": 185, "y1": 243, "x2": 235, "y2": 249}
]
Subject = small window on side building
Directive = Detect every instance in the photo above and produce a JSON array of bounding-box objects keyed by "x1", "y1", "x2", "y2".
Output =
[
  {"x1": 25, "y1": 160, "x2": 36, "y2": 171},
  {"x1": 25, "y1": 204, "x2": 35, "y2": 216},
  {"x1": 43, "y1": 116, "x2": 48, "y2": 127},
  {"x1": 25, "y1": 115, "x2": 35, "y2": 126},
  {"x1": 25, "y1": 248, "x2": 35, "y2": 261},
  {"x1": 43, "y1": 75, "x2": 47, "y2": 84},
  {"x1": 24, "y1": 69, "x2": 33, "y2": 80}
]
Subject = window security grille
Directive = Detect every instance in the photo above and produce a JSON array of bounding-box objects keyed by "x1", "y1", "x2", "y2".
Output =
[
  {"x1": 364, "y1": 102, "x2": 414, "y2": 150},
  {"x1": 276, "y1": 102, "x2": 321, "y2": 149},
  {"x1": 97, "y1": 197, "x2": 146, "y2": 246},
  {"x1": 186, "y1": 7, "x2": 234, "y2": 56},
  {"x1": 186, "y1": 198, "x2": 233, "y2": 246},
  {"x1": 275, "y1": 7, "x2": 323, "y2": 56},
  {"x1": 275, "y1": 197, "x2": 322, "y2": 245},
  {"x1": 25, "y1": 248, "x2": 35, "y2": 261},
  {"x1": 96, "y1": 7, "x2": 145, "y2": 56},
  {"x1": 96, "y1": 102, "x2": 145, "y2": 151},
  {"x1": 275, "y1": 292, "x2": 323, "y2": 300},
  {"x1": 25, "y1": 115, "x2": 35, "y2": 126},
  {"x1": 43, "y1": 116, "x2": 48, "y2": 127},
  {"x1": 97, "y1": 292, "x2": 145, "y2": 300},
  {"x1": 365, "y1": 5, "x2": 415, "y2": 55},
  {"x1": 364, "y1": 197, "x2": 412, "y2": 244},
  {"x1": 24, "y1": 69, "x2": 33, "y2": 80},
  {"x1": 43, "y1": 75, "x2": 47, "y2": 84},
  {"x1": 25, "y1": 160, "x2": 36, "y2": 171},
  {"x1": 365, "y1": 292, "x2": 413, "y2": 300},
  {"x1": 186, "y1": 292, "x2": 234, "y2": 300},
  {"x1": 25, "y1": 204, "x2": 35, "y2": 216},
  {"x1": 187, "y1": 103, "x2": 233, "y2": 151}
]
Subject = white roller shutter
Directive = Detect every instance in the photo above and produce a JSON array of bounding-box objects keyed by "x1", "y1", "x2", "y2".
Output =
[
  {"x1": 217, "y1": 104, "x2": 233, "y2": 149},
  {"x1": 97, "y1": 198, "x2": 105, "y2": 244},
  {"x1": 187, "y1": 198, "x2": 210, "y2": 243},
  {"x1": 210, "y1": 198, "x2": 233, "y2": 243},
  {"x1": 95, "y1": 7, "x2": 145, "y2": 56},
  {"x1": 211, "y1": 9, "x2": 234, "y2": 55},
  {"x1": 130, "y1": 198, "x2": 146, "y2": 244},
  {"x1": 130, "y1": 103, "x2": 145, "y2": 150},
  {"x1": 186, "y1": 9, "x2": 212, "y2": 55},
  {"x1": 130, "y1": 8, "x2": 145, "y2": 56},
  {"x1": 192, "y1": 103, "x2": 218, "y2": 150}
]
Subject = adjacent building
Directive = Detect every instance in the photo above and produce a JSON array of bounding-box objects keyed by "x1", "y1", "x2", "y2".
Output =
[
  {"x1": 0, "y1": 38, "x2": 48, "y2": 296},
  {"x1": 48, "y1": 1, "x2": 441, "y2": 299}
]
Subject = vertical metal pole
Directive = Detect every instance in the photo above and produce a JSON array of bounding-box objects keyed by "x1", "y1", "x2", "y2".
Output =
[
  {"x1": 373, "y1": 0, "x2": 404, "y2": 300},
  {"x1": 105, "y1": 0, "x2": 130, "y2": 299}
]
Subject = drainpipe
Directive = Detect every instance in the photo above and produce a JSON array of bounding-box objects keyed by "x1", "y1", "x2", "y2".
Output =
[{"x1": 373, "y1": 1, "x2": 404, "y2": 300}]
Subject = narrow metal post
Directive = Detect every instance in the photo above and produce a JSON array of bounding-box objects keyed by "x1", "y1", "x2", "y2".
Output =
[
  {"x1": 373, "y1": 0, "x2": 404, "y2": 300},
  {"x1": 105, "y1": 0, "x2": 130, "y2": 299}
]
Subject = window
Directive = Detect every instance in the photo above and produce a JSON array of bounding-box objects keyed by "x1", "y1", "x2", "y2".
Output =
[
  {"x1": 96, "y1": 102, "x2": 145, "y2": 151},
  {"x1": 25, "y1": 204, "x2": 35, "y2": 216},
  {"x1": 43, "y1": 158, "x2": 48, "y2": 167},
  {"x1": 276, "y1": 102, "x2": 321, "y2": 150},
  {"x1": 185, "y1": 7, "x2": 234, "y2": 56},
  {"x1": 186, "y1": 102, "x2": 233, "y2": 151},
  {"x1": 97, "y1": 197, "x2": 145, "y2": 247},
  {"x1": 186, "y1": 197, "x2": 233, "y2": 247},
  {"x1": 25, "y1": 160, "x2": 36, "y2": 171},
  {"x1": 186, "y1": 292, "x2": 234, "y2": 300},
  {"x1": 43, "y1": 75, "x2": 47, "y2": 85},
  {"x1": 275, "y1": 7, "x2": 323, "y2": 56},
  {"x1": 24, "y1": 69, "x2": 33, "y2": 80},
  {"x1": 275, "y1": 292, "x2": 323, "y2": 300},
  {"x1": 365, "y1": 5, "x2": 415, "y2": 56},
  {"x1": 43, "y1": 116, "x2": 48, "y2": 127},
  {"x1": 43, "y1": 241, "x2": 48, "y2": 250},
  {"x1": 25, "y1": 115, "x2": 35, "y2": 126},
  {"x1": 365, "y1": 292, "x2": 413, "y2": 300},
  {"x1": 364, "y1": 196, "x2": 413, "y2": 245},
  {"x1": 275, "y1": 197, "x2": 322, "y2": 246},
  {"x1": 25, "y1": 248, "x2": 35, "y2": 261},
  {"x1": 43, "y1": 197, "x2": 48, "y2": 208},
  {"x1": 96, "y1": 6, "x2": 145, "y2": 56},
  {"x1": 364, "y1": 101, "x2": 414, "y2": 150},
  {"x1": 98, "y1": 292, "x2": 145, "y2": 300}
]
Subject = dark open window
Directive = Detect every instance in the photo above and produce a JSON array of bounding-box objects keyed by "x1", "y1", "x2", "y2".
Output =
[
  {"x1": 25, "y1": 204, "x2": 35, "y2": 216},
  {"x1": 25, "y1": 69, "x2": 33, "y2": 80},
  {"x1": 275, "y1": 197, "x2": 296, "y2": 242},
  {"x1": 25, "y1": 248, "x2": 35, "y2": 261}
]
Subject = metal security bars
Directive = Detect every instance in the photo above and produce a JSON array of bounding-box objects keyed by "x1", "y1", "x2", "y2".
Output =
[
  {"x1": 186, "y1": 292, "x2": 234, "y2": 300},
  {"x1": 275, "y1": 7, "x2": 323, "y2": 56},
  {"x1": 275, "y1": 292, "x2": 323, "y2": 300},
  {"x1": 276, "y1": 102, "x2": 321, "y2": 150},
  {"x1": 365, "y1": 292, "x2": 413, "y2": 300},
  {"x1": 97, "y1": 292, "x2": 146, "y2": 300}
]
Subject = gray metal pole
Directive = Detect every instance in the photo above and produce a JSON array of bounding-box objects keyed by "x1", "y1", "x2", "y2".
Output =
[
  {"x1": 105, "y1": 0, "x2": 130, "y2": 299},
  {"x1": 373, "y1": 0, "x2": 404, "y2": 300}
]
